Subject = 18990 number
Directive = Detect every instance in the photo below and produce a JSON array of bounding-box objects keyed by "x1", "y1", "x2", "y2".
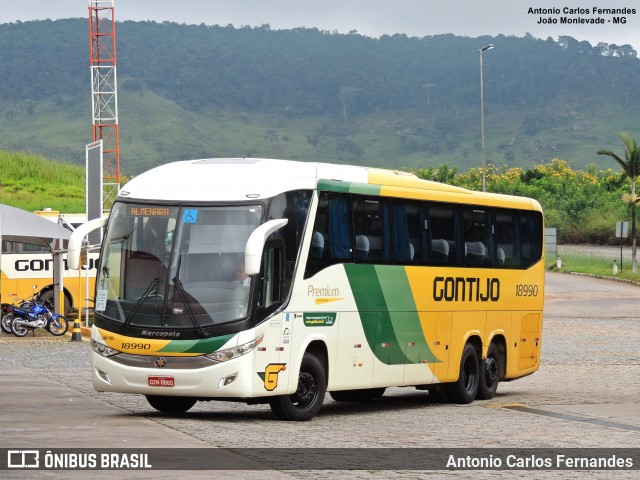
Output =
[
  {"x1": 515, "y1": 284, "x2": 539, "y2": 297},
  {"x1": 121, "y1": 342, "x2": 151, "y2": 350}
]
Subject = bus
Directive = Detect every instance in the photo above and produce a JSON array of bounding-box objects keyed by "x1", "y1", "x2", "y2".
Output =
[
  {"x1": 68, "y1": 158, "x2": 544, "y2": 421},
  {"x1": 1, "y1": 210, "x2": 97, "y2": 315}
]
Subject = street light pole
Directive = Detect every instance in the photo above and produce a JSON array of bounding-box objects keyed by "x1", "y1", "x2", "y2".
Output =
[{"x1": 479, "y1": 44, "x2": 493, "y2": 192}]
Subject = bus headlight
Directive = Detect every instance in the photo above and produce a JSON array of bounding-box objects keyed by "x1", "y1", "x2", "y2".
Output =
[
  {"x1": 91, "y1": 339, "x2": 120, "y2": 357},
  {"x1": 205, "y1": 335, "x2": 263, "y2": 363}
]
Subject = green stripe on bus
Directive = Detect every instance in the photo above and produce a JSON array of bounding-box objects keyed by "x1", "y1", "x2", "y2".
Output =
[
  {"x1": 375, "y1": 265, "x2": 440, "y2": 364},
  {"x1": 157, "y1": 334, "x2": 235, "y2": 354},
  {"x1": 348, "y1": 183, "x2": 381, "y2": 195},
  {"x1": 344, "y1": 264, "x2": 409, "y2": 365},
  {"x1": 344, "y1": 264, "x2": 440, "y2": 365},
  {"x1": 317, "y1": 180, "x2": 381, "y2": 196}
]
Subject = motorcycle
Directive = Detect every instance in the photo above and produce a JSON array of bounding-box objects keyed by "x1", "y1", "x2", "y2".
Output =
[
  {"x1": 1, "y1": 304, "x2": 16, "y2": 334},
  {"x1": 7, "y1": 300, "x2": 69, "y2": 337},
  {"x1": 2, "y1": 298, "x2": 36, "y2": 334}
]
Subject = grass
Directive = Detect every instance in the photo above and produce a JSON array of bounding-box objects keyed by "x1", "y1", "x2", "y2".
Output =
[
  {"x1": 547, "y1": 254, "x2": 640, "y2": 284},
  {"x1": 0, "y1": 150, "x2": 85, "y2": 212}
]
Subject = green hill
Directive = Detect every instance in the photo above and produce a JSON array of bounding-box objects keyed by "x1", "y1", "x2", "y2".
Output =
[
  {"x1": 1, "y1": 20, "x2": 639, "y2": 175},
  {"x1": 0, "y1": 151, "x2": 85, "y2": 212}
]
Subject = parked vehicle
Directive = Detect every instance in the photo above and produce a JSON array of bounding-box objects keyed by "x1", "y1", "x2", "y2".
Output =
[
  {"x1": 2, "y1": 297, "x2": 36, "y2": 334},
  {"x1": 7, "y1": 300, "x2": 68, "y2": 337},
  {"x1": 1, "y1": 304, "x2": 15, "y2": 334}
]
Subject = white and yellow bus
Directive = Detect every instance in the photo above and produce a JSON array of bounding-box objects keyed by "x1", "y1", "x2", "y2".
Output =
[
  {"x1": 69, "y1": 158, "x2": 544, "y2": 421},
  {"x1": 1, "y1": 211, "x2": 97, "y2": 315}
]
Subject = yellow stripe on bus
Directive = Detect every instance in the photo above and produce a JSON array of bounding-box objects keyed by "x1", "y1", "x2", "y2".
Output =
[{"x1": 97, "y1": 327, "x2": 174, "y2": 355}]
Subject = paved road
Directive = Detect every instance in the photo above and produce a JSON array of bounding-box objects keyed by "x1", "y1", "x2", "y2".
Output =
[{"x1": 1, "y1": 272, "x2": 639, "y2": 479}]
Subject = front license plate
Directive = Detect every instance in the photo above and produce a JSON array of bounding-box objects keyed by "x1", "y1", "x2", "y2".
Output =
[{"x1": 148, "y1": 376, "x2": 175, "y2": 387}]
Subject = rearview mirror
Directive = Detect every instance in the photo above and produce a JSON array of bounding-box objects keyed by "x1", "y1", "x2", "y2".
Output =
[
  {"x1": 68, "y1": 217, "x2": 108, "y2": 270},
  {"x1": 244, "y1": 219, "x2": 288, "y2": 275}
]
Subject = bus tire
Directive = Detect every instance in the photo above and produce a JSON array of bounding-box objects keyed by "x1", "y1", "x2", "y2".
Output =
[
  {"x1": 330, "y1": 388, "x2": 385, "y2": 402},
  {"x1": 145, "y1": 395, "x2": 197, "y2": 414},
  {"x1": 477, "y1": 342, "x2": 500, "y2": 400},
  {"x1": 39, "y1": 289, "x2": 72, "y2": 317},
  {"x1": 444, "y1": 343, "x2": 479, "y2": 404},
  {"x1": 269, "y1": 352, "x2": 326, "y2": 421}
]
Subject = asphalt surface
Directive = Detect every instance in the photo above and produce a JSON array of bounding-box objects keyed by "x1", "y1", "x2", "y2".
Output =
[{"x1": 1, "y1": 271, "x2": 639, "y2": 479}]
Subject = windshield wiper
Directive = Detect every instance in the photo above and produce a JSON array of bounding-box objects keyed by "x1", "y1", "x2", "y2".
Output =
[
  {"x1": 120, "y1": 276, "x2": 160, "y2": 334},
  {"x1": 172, "y1": 277, "x2": 207, "y2": 338}
]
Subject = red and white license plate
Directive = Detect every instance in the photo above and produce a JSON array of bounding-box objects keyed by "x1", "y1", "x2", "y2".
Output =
[{"x1": 148, "y1": 376, "x2": 175, "y2": 387}]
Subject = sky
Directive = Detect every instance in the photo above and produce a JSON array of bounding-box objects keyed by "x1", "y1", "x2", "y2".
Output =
[{"x1": 1, "y1": 0, "x2": 639, "y2": 52}]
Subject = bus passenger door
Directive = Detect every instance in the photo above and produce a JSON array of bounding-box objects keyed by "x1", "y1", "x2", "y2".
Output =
[{"x1": 254, "y1": 241, "x2": 292, "y2": 395}]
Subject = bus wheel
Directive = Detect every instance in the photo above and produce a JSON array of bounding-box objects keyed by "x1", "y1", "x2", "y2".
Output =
[
  {"x1": 444, "y1": 343, "x2": 479, "y2": 404},
  {"x1": 330, "y1": 388, "x2": 385, "y2": 402},
  {"x1": 39, "y1": 289, "x2": 72, "y2": 317},
  {"x1": 269, "y1": 352, "x2": 326, "y2": 421},
  {"x1": 145, "y1": 395, "x2": 197, "y2": 414},
  {"x1": 477, "y1": 342, "x2": 500, "y2": 400}
]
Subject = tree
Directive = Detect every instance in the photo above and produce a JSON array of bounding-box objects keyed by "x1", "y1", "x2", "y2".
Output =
[{"x1": 598, "y1": 132, "x2": 640, "y2": 272}]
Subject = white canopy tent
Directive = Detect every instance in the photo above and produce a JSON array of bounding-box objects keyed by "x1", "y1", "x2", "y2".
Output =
[{"x1": 0, "y1": 204, "x2": 72, "y2": 313}]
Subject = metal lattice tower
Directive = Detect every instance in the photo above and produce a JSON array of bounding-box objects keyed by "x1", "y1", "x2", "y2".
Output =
[{"x1": 88, "y1": 0, "x2": 120, "y2": 211}]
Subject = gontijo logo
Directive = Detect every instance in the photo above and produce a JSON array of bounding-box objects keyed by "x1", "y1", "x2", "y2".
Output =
[
  {"x1": 433, "y1": 276, "x2": 500, "y2": 302},
  {"x1": 258, "y1": 363, "x2": 287, "y2": 391}
]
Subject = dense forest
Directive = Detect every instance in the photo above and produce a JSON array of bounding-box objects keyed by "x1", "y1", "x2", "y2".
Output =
[
  {"x1": 2, "y1": 19, "x2": 639, "y2": 113},
  {"x1": 0, "y1": 19, "x2": 639, "y2": 174}
]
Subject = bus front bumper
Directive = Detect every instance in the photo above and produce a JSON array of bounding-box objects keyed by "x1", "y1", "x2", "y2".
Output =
[{"x1": 91, "y1": 351, "x2": 259, "y2": 398}]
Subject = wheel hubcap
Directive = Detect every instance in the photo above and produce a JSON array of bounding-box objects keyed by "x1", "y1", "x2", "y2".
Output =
[
  {"x1": 485, "y1": 357, "x2": 499, "y2": 388},
  {"x1": 293, "y1": 372, "x2": 317, "y2": 408},
  {"x1": 463, "y1": 356, "x2": 477, "y2": 393}
]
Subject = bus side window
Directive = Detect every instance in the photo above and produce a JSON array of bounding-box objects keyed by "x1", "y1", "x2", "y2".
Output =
[
  {"x1": 304, "y1": 192, "x2": 352, "y2": 278},
  {"x1": 463, "y1": 206, "x2": 494, "y2": 266},
  {"x1": 521, "y1": 211, "x2": 543, "y2": 268},
  {"x1": 392, "y1": 201, "x2": 411, "y2": 264},
  {"x1": 414, "y1": 202, "x2": 430, "y2": 265},
  {"x1": 429, "y1": 203, "x2": 463, "y2": 266},
  {"x1": 257, "y1": 240, "x2": 285, "y2": 321},
  {"x1": 495, "y1": 209, "x2": 519, "y2": 268},
  {"x1": 353, "y1": 196, "x2": 391, "y2": 264}
]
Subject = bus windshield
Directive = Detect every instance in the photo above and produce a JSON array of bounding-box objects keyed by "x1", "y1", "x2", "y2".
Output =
[{"x1": 95, "y1": 202, "x2": 262, "y2": 331}]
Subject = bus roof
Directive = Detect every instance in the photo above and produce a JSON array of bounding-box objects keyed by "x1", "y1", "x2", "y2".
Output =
[{"x1": 119, "y1": 158, "x2": 541, "y2": 211}]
